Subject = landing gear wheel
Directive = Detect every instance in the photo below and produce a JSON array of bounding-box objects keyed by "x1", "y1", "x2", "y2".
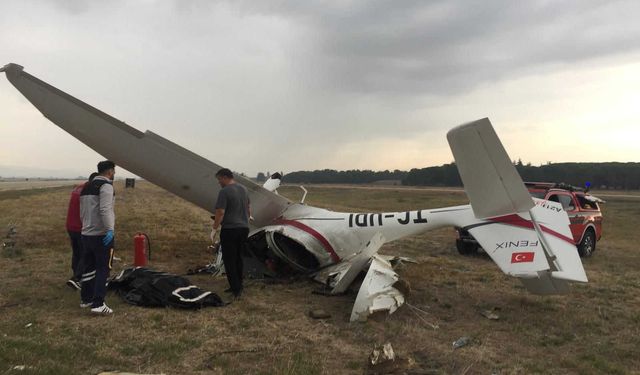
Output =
[
  {"x1": 578, "y1": 230, "x2": 596, "y2": 258},
  {"x1": 456, "y1": 239, "x2": 478, "y2": 256}
]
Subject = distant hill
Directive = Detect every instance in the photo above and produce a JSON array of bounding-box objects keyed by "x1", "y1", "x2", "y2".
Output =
[{"x1": 282, "y1": 162, "x2": 640, "y2": 190}]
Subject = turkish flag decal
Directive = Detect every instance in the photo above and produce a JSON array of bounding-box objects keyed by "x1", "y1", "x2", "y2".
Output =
[{"x1": 511, "y1": 252, "x2": 535, "y2": 263}]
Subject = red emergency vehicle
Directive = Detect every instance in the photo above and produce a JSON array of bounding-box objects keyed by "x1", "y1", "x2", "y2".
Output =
[{"x1": 456, "y1": 182, "x2": 605, "y2": 257}]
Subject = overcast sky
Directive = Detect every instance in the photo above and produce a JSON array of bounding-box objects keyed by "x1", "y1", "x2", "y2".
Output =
[{"x1": 1, "y1": 0, "x2": 639, "y2": 178}]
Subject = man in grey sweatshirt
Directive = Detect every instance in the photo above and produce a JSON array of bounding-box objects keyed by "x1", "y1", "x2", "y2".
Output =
[
  {"x1": 211, "y1": 168, "x2": 250, "y2": 298},
  {"x1": 79, "y1": 160, "x2": 116, "y2": 315}
]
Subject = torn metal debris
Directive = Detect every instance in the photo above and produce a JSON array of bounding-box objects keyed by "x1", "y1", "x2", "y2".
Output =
[
  {"x1": 351, "y1": 254, "x2": 405, "y2": 322},
  {"x1": 480, "y1": 309, "x2": 500, "y2": 320},
  {"x1": 370, "y1": 342, "x2": 396, "y2": 366},
  {"x1": 452, "y1": 336, "x2": 471, "y2": 350}
]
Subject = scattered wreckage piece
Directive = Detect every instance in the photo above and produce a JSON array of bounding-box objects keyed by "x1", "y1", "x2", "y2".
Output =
[
  {"x1": 452, "y1": 336, "x2": 471, "y2": 350},
  {"x1": 370, "y1": 342, "x2": 396, "y2": 365},
  {"x1": 187, "y1": 246, "x2": 225, "y2": 276},
  {"x1": 479, "y1": 309, "x2": 500, "y2": 320},
  {"x1": 367, "y1": 342, "x2": 415, "y2": 374},
  {"x1": 109, "y1": 267, "x2": 225, "y2": 309},
  {"x1": 351, "y1": 255, "x2": 405, "y2": 322}
]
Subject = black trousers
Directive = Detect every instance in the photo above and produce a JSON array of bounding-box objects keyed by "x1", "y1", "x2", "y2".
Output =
[
  {"x1": 80, "y1": 235, "x2": 114, "y2": 307},
  {"x1": 220, "y1": 227, "x2": 248, "y2": 296},
  {"x1": 67, "y1": 230, "x2": 83, "y2": 281}
]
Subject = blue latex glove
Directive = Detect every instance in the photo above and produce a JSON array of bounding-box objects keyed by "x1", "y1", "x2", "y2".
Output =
[{"x1": 103, "y1": 230, "x2": 114, "y2": 246}]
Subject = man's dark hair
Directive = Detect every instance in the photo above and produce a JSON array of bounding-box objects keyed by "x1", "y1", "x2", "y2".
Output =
[
  {"x1": 97, "y1": 160, "x2": 115, "y2": 173},
  {"x1": 215, "y1": 168, "x2": 233, "y2": 179},
  {"x1": 89, "y1": 172, "x2": 99, "y2": 181}
]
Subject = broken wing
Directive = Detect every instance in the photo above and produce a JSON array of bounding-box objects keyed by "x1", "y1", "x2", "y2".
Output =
[{"x1": 2, "y1": 63, "x2": 290, "y2": 225}]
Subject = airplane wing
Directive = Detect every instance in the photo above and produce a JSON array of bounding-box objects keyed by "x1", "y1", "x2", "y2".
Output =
[{"x1": 1, "y1": 63, "x2": 291, "y2": 226}]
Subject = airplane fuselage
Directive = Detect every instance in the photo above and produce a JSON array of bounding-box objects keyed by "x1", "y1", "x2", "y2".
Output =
[{"x1": 249, "y1": 202, "x2": 478, "y2": 274}]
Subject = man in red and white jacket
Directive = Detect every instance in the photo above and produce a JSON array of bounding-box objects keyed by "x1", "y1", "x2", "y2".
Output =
[{"x1": 65, "y1": 172, "x2": 98, "y2": 290}]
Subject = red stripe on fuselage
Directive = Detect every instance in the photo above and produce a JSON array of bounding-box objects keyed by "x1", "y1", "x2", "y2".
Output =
[
  {"x1": 275, "y1": 219, "x2": 341, "y2": 263},
  {"x1": 489, "y1": 214, "x2": 575, "y2": 244}
]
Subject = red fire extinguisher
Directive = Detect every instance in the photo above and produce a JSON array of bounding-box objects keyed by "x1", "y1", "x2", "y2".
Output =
[{"x1": 133, "y1": 232, "x2": 151, "y2": 267}]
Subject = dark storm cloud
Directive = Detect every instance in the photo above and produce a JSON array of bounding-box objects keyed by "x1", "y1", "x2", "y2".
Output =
[
  {"x1": 2, "y1": 0, "x2": 638, "y2": 177},
  {"x1": 41, "y1": 0, "x2": 640, "y2": 97},
  {"x1": 241, "y1": 0, "x2": 640, "y2": 96}
]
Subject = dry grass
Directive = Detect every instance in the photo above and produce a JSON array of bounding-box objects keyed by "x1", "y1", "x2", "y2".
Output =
[{"x1": 1, "y1": 182, "x2": 639, "y2": 374}]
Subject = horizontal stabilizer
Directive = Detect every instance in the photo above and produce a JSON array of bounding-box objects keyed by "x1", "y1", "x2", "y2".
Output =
[
  {"x1": 465, "y1": 199, "x2": 587, "y2": 294},
  {"x1": 447, "y1": 118, "x2": 534, "y2": 218},
  {"x1": 468, "y1": 212, "x2": 551, "y2": 276}
]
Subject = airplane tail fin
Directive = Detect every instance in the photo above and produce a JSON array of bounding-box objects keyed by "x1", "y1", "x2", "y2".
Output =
[
  {"x1": 447, "y1": 118, "x2": 534, "y2": 218},
  {"x1": 447, "y1": 119, "x2": 587, "y2": 294}
]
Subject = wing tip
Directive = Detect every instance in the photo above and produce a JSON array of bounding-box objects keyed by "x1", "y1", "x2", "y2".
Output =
[{"x1": 1, "y1": 63, "x2": 24, "y2": 74}]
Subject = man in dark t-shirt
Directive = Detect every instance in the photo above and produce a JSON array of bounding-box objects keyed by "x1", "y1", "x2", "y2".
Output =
[{"x1": 211, "y1": 168, "x2": 250, "y2": 298}]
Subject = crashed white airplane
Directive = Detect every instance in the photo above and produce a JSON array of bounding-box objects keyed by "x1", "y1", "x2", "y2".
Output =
[{"x1": 1, "y1": 63, "x2": 588, "y2": 321}]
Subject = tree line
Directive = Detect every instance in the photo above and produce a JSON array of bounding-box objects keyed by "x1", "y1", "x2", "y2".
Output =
[
  {"x1": 276, "y1": 162, "x2": 640, "y2": 190},
  {"x1": 274, "y1": 169, "x2": 408, "y2": 184}
]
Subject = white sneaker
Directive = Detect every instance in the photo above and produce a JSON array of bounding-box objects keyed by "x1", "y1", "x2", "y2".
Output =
[
  {"x1": 90, "y1": 303, "x2": 113, "y2": 315},
  {"x1": 80, "y1": 301, "x2": 92, "y2": 308}
]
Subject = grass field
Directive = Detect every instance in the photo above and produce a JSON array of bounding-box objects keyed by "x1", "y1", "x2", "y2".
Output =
[{"x1": 1, "y1": 181, "x2": 639, "y2": 374}]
